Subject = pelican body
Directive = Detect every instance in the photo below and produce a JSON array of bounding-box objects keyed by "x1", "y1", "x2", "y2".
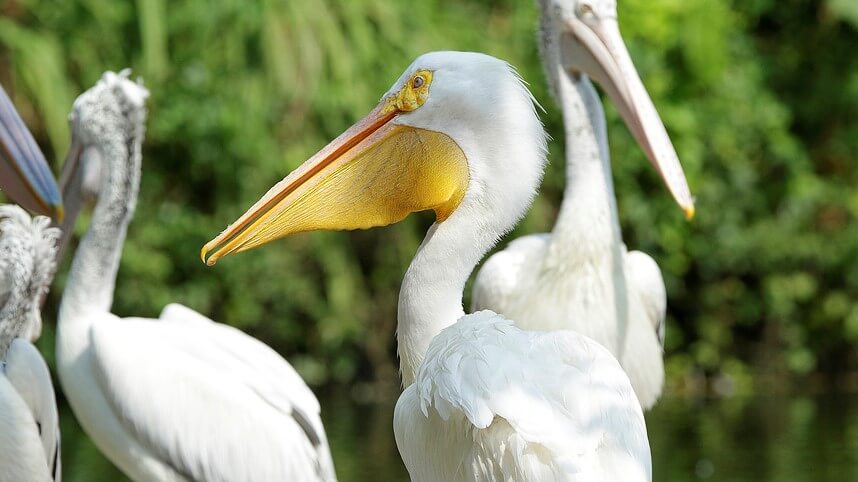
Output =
[
  {"x1": 204, "y1": 51, "x2": 662, "y2": 482},
  {"x1": 472, "y1": 0, "x2": 694, "y2": 409},
  {"x1": 0, "y1": 82, "x2": 63, "y2": 482},
  {"x1": 0, "y1": 207, "x2": 62, "y2": 482},
  {"x1": 56, "y1": 71, "x2": 336, "y2": 482}
]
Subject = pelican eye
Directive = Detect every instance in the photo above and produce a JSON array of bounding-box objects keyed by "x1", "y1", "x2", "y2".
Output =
[{"x1": 387, "y1": 70, "x2": 433, "y2": 113}]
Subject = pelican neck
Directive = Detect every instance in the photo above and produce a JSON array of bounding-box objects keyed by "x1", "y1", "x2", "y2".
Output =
[
  {"x1": 546, "y1": 73, "x2": 623, "y2": 263},
  {"x1": 59, "y1": 134, "x2": 141, "y2": 323}
]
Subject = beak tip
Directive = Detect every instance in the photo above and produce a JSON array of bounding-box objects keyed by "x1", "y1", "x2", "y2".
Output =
[
  {"x1": 683, "y1": 204, "x2": 695, "y2": 221},
  {"x1": 200, "y1": 243, "x2": 219, "y2": 266},
  {"x1": 53, "y1": 205, "x2": 65, "y2": 223}
]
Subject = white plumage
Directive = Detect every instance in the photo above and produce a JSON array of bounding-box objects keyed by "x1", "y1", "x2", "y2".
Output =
[
  {"x1": 473, "y1": 0, "x2": 694, "y2": 409},
  {"x1": 395, "y1": 311, "x2": 650, "y2": 482},
  {"x1": 203, "y1": 51, "x2": 653, "y2": 482},
  {"x1": 70, "y1": 305, "x2": 333, "y2": 482},
  {"x1": 391, "y1": 52, "x2": 651, "y2": 482},
  {"x1": 0, "y1": 206, "x2": 61, "y2": 482},
  {"x1": 626, "y1": 251, "x2": 667, "y2": 347},
  {"x1": 472, "y1": 231, "x2": 668, "y2": 408},
  {"x1": 56, "y1": 71, "x2": 336, "y2": 482}
]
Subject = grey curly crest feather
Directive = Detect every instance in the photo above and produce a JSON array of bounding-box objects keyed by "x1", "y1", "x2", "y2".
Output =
[{"x1": 0, "y1": 205, "x2": 60, "y2": 355}]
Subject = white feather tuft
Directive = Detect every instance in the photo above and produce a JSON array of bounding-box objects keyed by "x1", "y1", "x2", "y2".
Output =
[
  {"x1": 99, "y1": 70, "x2": 149, "y2": 108},
  {"x1": 0, "y1": 205, "x2": 59, "y2": 347}
]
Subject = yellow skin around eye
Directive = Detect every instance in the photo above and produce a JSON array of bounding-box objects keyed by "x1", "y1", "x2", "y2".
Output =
[{"x1": 384, "y1": 70, "x2": 433, "y2": 113}]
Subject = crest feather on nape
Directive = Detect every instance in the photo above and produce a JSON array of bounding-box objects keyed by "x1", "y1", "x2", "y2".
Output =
[
  {"x1": 99, "y1": 69, "x2": 150, "y2": 108},
  {"x1": 0, "y1": 205, "x2": 60, "y2": 271},
  {"x1": 0, "y1": 204, "x2": 33, "y2": 231},
  {"x1": 0, "y1": 205, "x2": 60, "y2": 340},
  {"x1": 28, "y1": 214, "x2": 60, "y2": 304}
]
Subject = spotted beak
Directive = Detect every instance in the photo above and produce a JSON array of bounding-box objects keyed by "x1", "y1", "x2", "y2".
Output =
[
  {"x1": 561, "y1": 13, "x2": 694, "y2": 219},
  {"x1": 0, "y1": 86, "x2": 63, "y2": 220}
]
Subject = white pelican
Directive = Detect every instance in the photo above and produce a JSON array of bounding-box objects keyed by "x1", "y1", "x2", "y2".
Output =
[
  {"x1": 202, "y1": 51, "x2": 671, "y2": 481},
  {"x1": 0, "y1": 83, "x2": 63, "y2": 482},
  {"x1": 0, "y1": 206, "x2": 62, "y2": 482},
  {"x1": 472, "y1": 0, "x2": 695, "y2": 409},
  {"x1": 56, "y1": 71, "x2": 337, "y2": 482}
]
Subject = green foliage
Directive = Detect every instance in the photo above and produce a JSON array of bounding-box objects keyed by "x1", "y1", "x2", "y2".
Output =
[{"x1": 0, "y1": 0, "x2": 854, "y2": 393}]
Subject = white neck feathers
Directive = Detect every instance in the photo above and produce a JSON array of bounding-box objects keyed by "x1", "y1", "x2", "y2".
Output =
[
  {"x1": 396, "y1": 73, "x2": 548, "y2": 385},
  {"x1": 546, "y1": 73, "x2": 622, "y2": 264},
  {"x1": 59, "y1": 75, "x2": 146, "y2": 323}
]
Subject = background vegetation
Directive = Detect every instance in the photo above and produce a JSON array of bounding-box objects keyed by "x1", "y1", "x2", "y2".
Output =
[{"x1": 1, "y1": 0, "x2": 855, "y2": 397}]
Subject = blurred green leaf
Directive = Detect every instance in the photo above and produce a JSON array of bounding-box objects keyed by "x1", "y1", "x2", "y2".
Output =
[{"x1": 828, "y1": 0, "x2": 858, "y2": 26}]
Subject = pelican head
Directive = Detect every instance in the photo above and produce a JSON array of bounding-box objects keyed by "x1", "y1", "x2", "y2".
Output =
[
  {"x1": 0, "y1": 205, "x2": 60, "y2": 354},
  {"x1": 58, "y1": 70, "x2": 149, "y2": 248},
  {"x1": 538, "y1": 0, "x2": 694, "y2": 218},
  {"x1": 203, "y1": 51, "x2": 547, "y2": 265},
  {"x1": 0, "y1": 86, "x2": 63, "y2": 220}
]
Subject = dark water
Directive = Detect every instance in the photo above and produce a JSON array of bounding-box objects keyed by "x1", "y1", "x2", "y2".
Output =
[{"x1": 58, "y1": 392, "x2": 858, "y2": 481}]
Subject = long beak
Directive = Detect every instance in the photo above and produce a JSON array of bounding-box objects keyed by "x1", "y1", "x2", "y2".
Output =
[
  {"x1": 562, "y1": 15, "x2": 694, "y2": 219},
  {"x1": 0, "y1": 86, "x2": 63, "y2": 220},
  {"x1": 201, "y1": 103, "x2": 469, "y2": 265},
  {"x1": 55, "y1": 139, "x2": 85, "y2": 260}
]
